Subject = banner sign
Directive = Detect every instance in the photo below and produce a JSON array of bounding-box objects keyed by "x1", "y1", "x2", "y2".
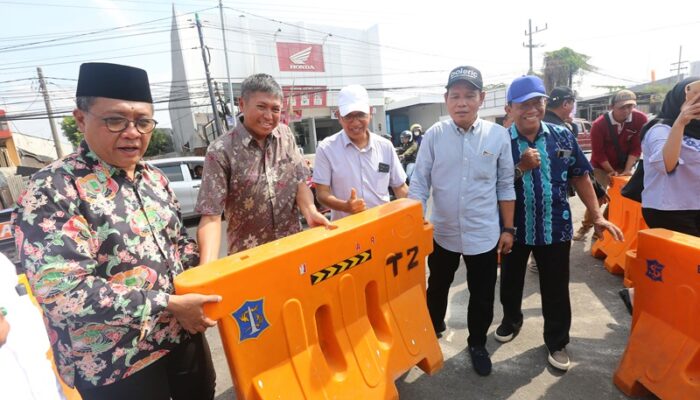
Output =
[
  {"x1": 282, "y1": 86, "x2": 327, "y2": 108},
  {"x1": 276, "y1": 42, "x2": 325, "y2": 72}
]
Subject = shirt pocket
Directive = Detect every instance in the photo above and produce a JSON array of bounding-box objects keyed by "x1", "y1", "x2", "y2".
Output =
[
  {"x1": 375, "y1": 159, "x2": 392, "y2": 187},
  {"x1": 473, "y1": 149, "x2": 498, "y2": 181},
  {"x1": 551, "y1": 149, "x2": 573, "y2": 183}
]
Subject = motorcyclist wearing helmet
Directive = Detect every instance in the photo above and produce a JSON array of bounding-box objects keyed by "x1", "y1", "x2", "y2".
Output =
[
  {"x1": 397, "y1": 130, "x2": 418, "y2": 182},
  {"x1": 410, "y1": 123, "x2": 424, "y2": 145}
]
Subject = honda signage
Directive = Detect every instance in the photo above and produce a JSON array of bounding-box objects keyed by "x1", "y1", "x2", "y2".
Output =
[{"x1": 276, "y1": 42, "x2": 325, "y2": 72}]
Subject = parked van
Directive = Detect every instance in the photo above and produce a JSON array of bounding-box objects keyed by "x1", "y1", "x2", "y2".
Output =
[
  {"x1": 147, "y1": 156, "x2": 204, "y2": 219},
  {"x1": 572, "y1": 118, "x2": 592, "y2": 152}
]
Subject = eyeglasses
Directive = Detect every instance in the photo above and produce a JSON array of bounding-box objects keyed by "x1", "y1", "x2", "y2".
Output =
[
  {"x1": 100, "y1": 116, "x2": 158, "y2": 135},
  {"x1": 86, "y1": 110, "x2": 158, "y2": 135},
  {"x1": 341, "y1": 112, "x2": 369, "y2": 121}
]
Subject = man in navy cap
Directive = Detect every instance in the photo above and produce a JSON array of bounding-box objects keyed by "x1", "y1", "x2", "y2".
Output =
[
  {"x1": 13, "y1": 62, "x2": 218, "y2": 399},
  {"x1": 495, "y1": 75, "x2": 622, "y2": 371},
  {"x1": 409, "y1": 65, "x2": 516, "y2": 377}
]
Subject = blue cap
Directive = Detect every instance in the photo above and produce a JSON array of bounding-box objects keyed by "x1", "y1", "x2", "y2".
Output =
[{"x1": 507, "y1": 75, "x2": 548, "y2": 103}]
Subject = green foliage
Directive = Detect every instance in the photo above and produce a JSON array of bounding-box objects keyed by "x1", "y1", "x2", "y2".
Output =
[
  {"x1": 144, "y1": 129, "x2": 174, "y2": 157},
  {"x1": 61, "y1": 116, "x2": 83, "y2": 148},
  {"x1": 542, "y1": 47, "x2": 597, "y2": 92},
  {"x1": 644, "y1": 83, "x2": 674, "y2": 99}
]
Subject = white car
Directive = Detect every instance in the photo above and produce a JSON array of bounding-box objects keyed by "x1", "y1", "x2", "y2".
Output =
[{"x1": 147, "y1": 156, "x2": 204, "y2": 219}]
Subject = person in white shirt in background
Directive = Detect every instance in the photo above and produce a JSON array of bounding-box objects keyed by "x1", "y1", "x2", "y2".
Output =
[{"x1": 0, "y1": 252, "x2": 65, "y2": 400}]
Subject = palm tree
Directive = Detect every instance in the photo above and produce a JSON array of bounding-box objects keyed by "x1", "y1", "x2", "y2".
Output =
[{"x1": 542, "y1": 47, "x2": 596, "y2": 92}]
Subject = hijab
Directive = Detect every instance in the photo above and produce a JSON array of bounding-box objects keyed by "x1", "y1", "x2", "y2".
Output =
[{"x1": 642, "y1": 76, "x2": 700, "y2": 140}]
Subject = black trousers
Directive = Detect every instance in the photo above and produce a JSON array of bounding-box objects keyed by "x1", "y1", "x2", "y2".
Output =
[
  {"x1": 78, "y1": 333, "x2": 216, "y2": 400},
  {"x1": 642, "y1": 208, "x2": 700, "y2": 237},
  {"x1": 426, "y1": 240, "x2": 498, "y2": 347},
  {"x1": 499, "y1": 241, "x2": 571, "y2": 352}
]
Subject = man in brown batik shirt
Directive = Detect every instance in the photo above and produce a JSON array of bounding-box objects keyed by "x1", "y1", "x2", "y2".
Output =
[{"x1": 195, "y1": 73, "x2": 329, "y2": 263}]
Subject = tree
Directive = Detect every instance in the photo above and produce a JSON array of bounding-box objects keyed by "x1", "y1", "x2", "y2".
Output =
[
  {"x1": 542, "y1": 47, "x2": 596, "y2": 92},
  {"x1": 60, "y1": 116, "x2": 173, "y2": 157},
  {"x1": 61, "y1": 116, "x2": 83, "y2": 148},
  {"x1": 144, "y1": 129, "x2": 174, "y2": 157}
]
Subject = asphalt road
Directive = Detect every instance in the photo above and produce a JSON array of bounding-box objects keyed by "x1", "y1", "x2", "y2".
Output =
[{"x1": 186, "y1": 194, "x2": 655, "y2": 400}]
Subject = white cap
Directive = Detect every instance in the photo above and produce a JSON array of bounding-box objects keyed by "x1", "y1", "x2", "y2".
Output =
[{"x1": 338, "y1": 85, "x2": 370, "y2": 117}]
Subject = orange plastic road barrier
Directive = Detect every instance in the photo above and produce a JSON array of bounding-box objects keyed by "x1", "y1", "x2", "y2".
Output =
[
  {"x1": 591, "y1": 176, "x2": 629, "y2": 271},
  {"x1": 613, "y1": 229, "x2": 700, "y2": 399},
  {"x1": 176, "y1": 198, "x2": 443, "y2": 399},
  {"x1": 17, "y1": 274, "x2": 82, "y2": 400},
  {"x1": 621, "y1": 207, "x2": 649, "y2": 288},
  {"x1": 602, "y1": 194, "x2": 648, "y2": 277}
]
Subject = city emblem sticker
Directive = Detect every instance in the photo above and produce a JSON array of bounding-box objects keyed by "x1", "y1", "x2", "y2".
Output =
[
  {"x1": 645, "y1": 259, "x2": 664, "y2": 282},
  {"x1": 232, "y1": 298, "x2": 270, "y2": 342}
]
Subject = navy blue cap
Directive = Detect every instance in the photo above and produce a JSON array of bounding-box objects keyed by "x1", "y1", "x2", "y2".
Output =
[{"x1": 446, "y1": 66, "x2": 483, "y2": 91}]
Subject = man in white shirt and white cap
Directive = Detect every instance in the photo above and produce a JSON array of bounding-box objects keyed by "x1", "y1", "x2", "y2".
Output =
[{"x1": 313, "y1": 85, "x2": 408, "y2": 220}]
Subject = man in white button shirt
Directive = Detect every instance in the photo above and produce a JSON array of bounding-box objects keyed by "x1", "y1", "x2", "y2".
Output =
[
  {"x1": 408, "y1": 66, "x2": 516, "y2": 377},
  {"x1": 313, "y1": 85, "x2": 408, "y2": 221}
]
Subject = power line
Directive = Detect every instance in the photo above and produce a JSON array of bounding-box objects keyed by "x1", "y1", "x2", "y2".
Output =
[
  {"x1": 523, "y1": 19, "x2": 547, "y2": 75},
  {"x1": 223, "y1": 6, "x2": 469, "y2": 63},
  {"x1": 0, "y1": 7, "x2": 212, "y2": 53},
  {"x1": 0, "y1": 0, "x2": 193, "y2": 13},
  {"x1": 0, "y1": 27, "x2": 183, "y2": 54}
]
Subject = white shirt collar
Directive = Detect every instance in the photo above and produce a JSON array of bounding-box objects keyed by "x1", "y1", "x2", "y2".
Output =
[{"x1": 608, "y1": 110, "x2": 633, "y2": 125}]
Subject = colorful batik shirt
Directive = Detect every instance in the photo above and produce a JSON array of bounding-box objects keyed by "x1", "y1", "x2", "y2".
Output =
[
  {"x1": 12, "y1": 141, "x2": 199, "y2": 388},
  {"x1": 195, "y1": 119, "x2": 309, "y2": 254},
  {"x1": 510, "y1": 122, "x2": 593, "y2": 245}
]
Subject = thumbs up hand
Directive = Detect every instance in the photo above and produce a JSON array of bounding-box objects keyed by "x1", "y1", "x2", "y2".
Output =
[{"x1": 346, "y1": 188, "x2": 366, "y2": 214}]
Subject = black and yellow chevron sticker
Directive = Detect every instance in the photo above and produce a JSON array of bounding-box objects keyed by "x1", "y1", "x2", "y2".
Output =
[{"x1": 310, "y1": 250, "x2": 372, "y2": 285}]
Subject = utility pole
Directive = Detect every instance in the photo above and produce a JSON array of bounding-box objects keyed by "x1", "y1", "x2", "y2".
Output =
[
  {"x1": 523, "y1": 19, "x2": 547, "y2": 75},
  {"x1": 219, "y1": 0, "x2": 236, "y2": 128},
  {"x1": 670, "y1": 45, "x2": 688, "y2": 83},
  {"x1": 195, "y1": 13, "x2": 224, "y2": 140},
  {"x1": 36, "y1": 67, "x2": 64, "y2": 158},
  {"x1": 214, "y1": 81, "x2": 229, "y2": 131}
]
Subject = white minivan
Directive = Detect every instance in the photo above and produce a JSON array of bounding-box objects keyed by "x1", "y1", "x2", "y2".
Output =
[{"x1": 147, "y1": 156, "x2": 204, "y2": 219}]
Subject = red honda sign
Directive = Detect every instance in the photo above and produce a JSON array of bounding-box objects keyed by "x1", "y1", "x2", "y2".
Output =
[
  {"x1": 276, "y1": 42, "x2": 325, "y2": 72},
  {"x1": 283, "y1": 86, "x2": 327, "y2": 108}
]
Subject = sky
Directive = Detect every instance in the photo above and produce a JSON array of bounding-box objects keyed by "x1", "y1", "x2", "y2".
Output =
[{"x1": 2, "y1": 0, "x2": 699, "y2": 144}]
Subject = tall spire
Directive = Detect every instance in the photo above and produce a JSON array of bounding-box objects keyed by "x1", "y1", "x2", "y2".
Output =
[{"x1": 169, "y1": 4, "x2": 197, "y2": 153}]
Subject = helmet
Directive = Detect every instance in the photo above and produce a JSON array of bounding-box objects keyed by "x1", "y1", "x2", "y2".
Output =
[
  {"x1": 410, "y1": 123, "x2": 423, "y2": 133},
  {"x1": 400, "y1": 130, "x2": 413, "y2": 142}
]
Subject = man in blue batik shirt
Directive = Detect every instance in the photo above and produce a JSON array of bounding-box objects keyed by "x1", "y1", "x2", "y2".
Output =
[{"x1": 494, "y1": 76, "x2": 623, "y2": 372}]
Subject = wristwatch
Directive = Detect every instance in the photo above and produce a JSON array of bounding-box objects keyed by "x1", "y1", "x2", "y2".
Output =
[
  {"x1": 502, "y1": 227, "x2": 517, "y2": 236},
  {"x1": 514, "y1": 166, "x2": 524, "y2": 180}
]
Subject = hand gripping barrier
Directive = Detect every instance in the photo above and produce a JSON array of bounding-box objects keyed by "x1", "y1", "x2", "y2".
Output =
[
  {"x1": 613, "y1": 229, "x2": 700, "y2": 399},
  {"x1": 591, "y1": 176, "x2": 648, "y2": 279},
  {"x1": 175, "y1": 199, "x2": 443, "y2": 399},
  {"x1": 591, "y1": 176, "x2": 628, "y2": 272}
]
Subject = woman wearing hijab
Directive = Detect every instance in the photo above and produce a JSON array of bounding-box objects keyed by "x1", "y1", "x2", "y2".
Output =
[
  {"x1": 619, "y1": 77, "x2": 700, "y2": 313},
  {"x1": 640, "y1": 77, "x2": 700, "y2": 234}
]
